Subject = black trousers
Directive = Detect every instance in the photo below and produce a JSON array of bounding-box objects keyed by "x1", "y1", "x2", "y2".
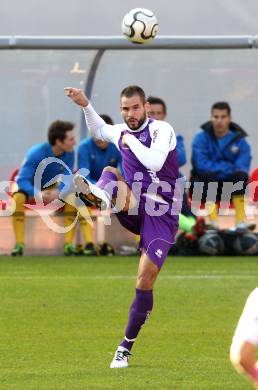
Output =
[{"x1": 190, "y1": 171, "x2": 249, "y2": 204}]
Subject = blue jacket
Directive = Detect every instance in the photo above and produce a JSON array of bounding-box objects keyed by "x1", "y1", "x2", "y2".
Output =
[
  {"x1": 191, "y1": 121, "x2": 252, "y2": 180},
  {"x1": 17, "y1": 143, "x2": 75, "y2": 197},
  {"x1": 176, "y1": 135, "x2": 186, "y2": 168},
  {"x1": 78, "y1": 138, "x2": 122, "y2": 183}
]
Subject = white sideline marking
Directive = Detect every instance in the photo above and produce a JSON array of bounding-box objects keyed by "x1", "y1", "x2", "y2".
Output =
[{"x1": 0, "y1": 274, "x2": 257, "y2": 280}]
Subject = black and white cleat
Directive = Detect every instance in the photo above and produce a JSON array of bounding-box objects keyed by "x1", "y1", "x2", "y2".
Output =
[
  {"x1": 74, "y1": 174, "x2": 111, "y2": 210},
  {"x1": 110, "y1": 347, "x2": 131, "y2": 368}
]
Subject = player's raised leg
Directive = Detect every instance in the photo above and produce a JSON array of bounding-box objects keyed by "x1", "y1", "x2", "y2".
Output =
[
  {"x1": 74, "y1": 166, "x2": 135, "y2": 212},
  {"x1": 110, "y1": 252, "x2": 159, "y2": 368}
]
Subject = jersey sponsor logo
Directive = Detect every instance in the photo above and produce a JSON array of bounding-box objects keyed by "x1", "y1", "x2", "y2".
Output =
[
  {"x1": 139, "y1": 131, "x2": 148, "y2": 142},
  {"x1": 152, "y1": 129, "x2": 159, "y2": 143},
  {"x1": 155, "y1": 249, "x2": 163, "y2": 258},
  {"x1": 168, "y1": 131, "x2": 173, "y2": 147}
]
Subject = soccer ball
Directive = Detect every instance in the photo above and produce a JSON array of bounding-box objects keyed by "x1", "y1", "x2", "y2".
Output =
[
  {"x1": 198, "y1": 231, "x2": 225, "y2": 256},
  {"x1": 122, "y1": 8, "x2": 158, "y2": 44},
  {"x1": 233, "y1": 233, "x2": 258, "y2": 255}
]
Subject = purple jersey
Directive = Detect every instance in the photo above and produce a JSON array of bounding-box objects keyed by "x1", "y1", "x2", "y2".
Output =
[
  {"x1": 117, "y1": 118, "x2": 179, "y2": 203},
  {"x1": 84, "y1": 106, "x2": 179, "y2": 267}
]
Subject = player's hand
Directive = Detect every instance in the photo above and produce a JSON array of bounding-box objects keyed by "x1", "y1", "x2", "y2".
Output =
[{"x1": 64, "y1": 87, "x2": 89, "y2": 108}]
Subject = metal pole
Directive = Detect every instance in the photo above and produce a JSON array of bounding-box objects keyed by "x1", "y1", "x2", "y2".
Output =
[
  {"x1": 80, "y1": 49, "x2": 105, "y2": 139},
  {"x1": 0, "y1": 35, "x2": 256, "y2": 50}
]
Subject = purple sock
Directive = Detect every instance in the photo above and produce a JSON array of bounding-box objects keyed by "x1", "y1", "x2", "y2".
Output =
[
  {"x1": 120, "y1": 288, "x2": 153, "y2": 351},
  {"x1": 96, "y1": 171, "x2": 118, "y2": 198}
]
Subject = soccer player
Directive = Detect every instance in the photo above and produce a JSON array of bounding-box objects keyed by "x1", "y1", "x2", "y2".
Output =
[
  {"x1": 12, "y1": 120, "x2": 77, "y2": 256},
  {"x1": 65, "y1": 85, "x2": 179, "y2": 368},
  {"x1": 77, "y1": 114, "x2": 122, "y2": 255},
  {"x1": 230, "y1": 288, "x2": 258, "y2": 389}
]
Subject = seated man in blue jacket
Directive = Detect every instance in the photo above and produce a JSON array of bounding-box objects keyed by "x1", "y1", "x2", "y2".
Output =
[
  {"x1": 147, "y1": 96, "x2": 204, "y2": 236},
  {"x1": 191, "y1": 101, "x2": 252, "y2": 229},
  {"x1": 77, "y1": 114, "x2": 122, "y2": 255},
  {"x1": 12, "y1": 120, "x2": 76, "y2": 256}
]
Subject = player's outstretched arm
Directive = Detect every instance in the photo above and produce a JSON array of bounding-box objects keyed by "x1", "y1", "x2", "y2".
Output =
[
  {"x1": 64, "y1": 87, "x2": 89, "y2": 107},
  {"x1": 64, "y1": 87, "x2": 115, "y2": 143}
]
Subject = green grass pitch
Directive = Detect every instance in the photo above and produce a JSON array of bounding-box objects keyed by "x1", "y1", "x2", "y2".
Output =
[{"x1": 0, "y1": 255, "x2": 257, "y2": 389}]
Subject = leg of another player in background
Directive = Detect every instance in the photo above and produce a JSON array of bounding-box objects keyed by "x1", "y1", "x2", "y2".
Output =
[
  {"x1": 63, "y1": 193, "x2": 78, "y2": 256},
  {"x1": 11, "y1": 192, "x2": 26, "y2": 256},
  {"x1": 230, "y1": 341, "x2": 258, "y2": 389},
  {"x1": 78, "y1": 206, "x2": 97, "y2": 256}
]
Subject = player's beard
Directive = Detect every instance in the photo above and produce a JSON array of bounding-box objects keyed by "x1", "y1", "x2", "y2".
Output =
[{"x1": 125, "y1": 114, "x2": 147, "y2": 130}]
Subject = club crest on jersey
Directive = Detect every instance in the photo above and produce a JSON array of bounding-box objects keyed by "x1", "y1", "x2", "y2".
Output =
[{"x1": 139, "y1": 131, "x2": 148, "y2": 142}]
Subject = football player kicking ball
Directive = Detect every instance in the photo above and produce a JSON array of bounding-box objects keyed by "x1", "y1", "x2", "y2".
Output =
[
  {"x1": 230, "y1": 288, "x2": 258, "y2": 389},
  {"x1": 65, "y1": 85, "x2": 179, "y2": 368}
]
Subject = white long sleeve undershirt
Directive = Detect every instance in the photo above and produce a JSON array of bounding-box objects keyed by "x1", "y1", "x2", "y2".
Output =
[
  {"x1": 124, "y1": 134, "x2": 167, "y2": 172},
  {"x1": 83, "y1": 102, "x2": 107, "y2": 140}
]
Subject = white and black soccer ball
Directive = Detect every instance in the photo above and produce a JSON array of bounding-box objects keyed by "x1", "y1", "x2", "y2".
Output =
[
  {"x1": 122, "y1": 8, "x2": 158, "y2": 44},
  {"x1": 198, "y1": 231, "x2": 225, "y2": 256},
  {"x1": 233, "y1": 233, "x2": 258, "y2": 255}
]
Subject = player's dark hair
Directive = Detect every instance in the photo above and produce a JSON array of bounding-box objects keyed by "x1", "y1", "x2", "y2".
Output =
[
  {"x1": 48, "y1": 120, "x2": 74, "y2": 145},
  {"x1": 211, "y1": 102, "x2": 231, "y2": 115},
  {"x1": 120, "y1": 85, "x2": 146, "y2": 104},
  {"x1": 100, "y1": 114, "x2": 114, "y2": 125},
  {"x1": 147, "y1": 96, "x2": 167, "y2": 115}
]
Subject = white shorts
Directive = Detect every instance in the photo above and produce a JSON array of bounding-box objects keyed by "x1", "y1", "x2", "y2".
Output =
[{"x1": 231, "y1": 288, "x2": 258, "y2": 358}]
